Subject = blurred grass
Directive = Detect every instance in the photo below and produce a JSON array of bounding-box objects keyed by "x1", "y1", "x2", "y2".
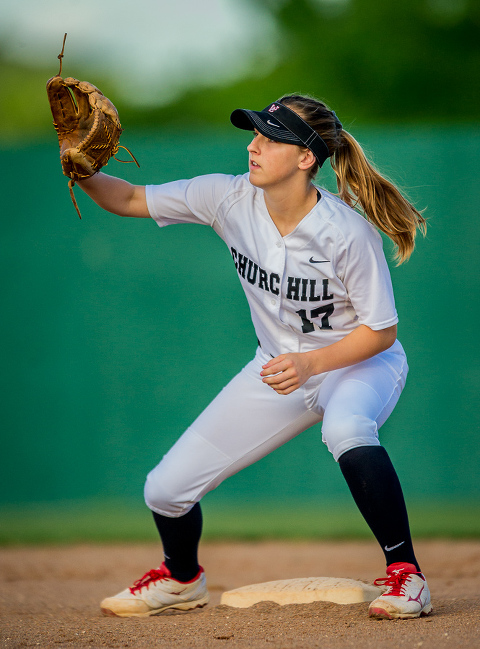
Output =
[{"x1": 0, "y1": 499, "x2": 479, "y2": 546}]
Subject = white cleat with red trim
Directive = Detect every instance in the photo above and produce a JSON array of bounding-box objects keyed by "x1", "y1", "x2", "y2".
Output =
[
  {"x1": 100, "y1": 562, "x2": 209, "y2": 617},
  {"x1": 369, "y1": 562, "x2": 432, "y2": 619}
]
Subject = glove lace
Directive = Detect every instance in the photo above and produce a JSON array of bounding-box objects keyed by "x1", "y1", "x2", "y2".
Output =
[{"x1": 57, "y1": 33, "x2": 67, "y2": 76}]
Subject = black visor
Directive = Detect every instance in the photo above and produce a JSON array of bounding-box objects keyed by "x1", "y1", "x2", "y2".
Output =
[{"x1": 230, "y1": 101, "x2": 331, "y2": 168}]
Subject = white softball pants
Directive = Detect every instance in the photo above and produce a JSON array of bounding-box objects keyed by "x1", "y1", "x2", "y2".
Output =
[{"x1": 144, "y1": 341, "x2": 408, "y2": 517}]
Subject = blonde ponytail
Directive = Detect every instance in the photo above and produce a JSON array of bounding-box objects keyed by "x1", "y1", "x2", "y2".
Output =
[
  {"x1": 332, "y1": 130, "x2": 426, "y2": 264},
  {"x1": 279, "y1": 94, "x2": 427, "y2": 264}
]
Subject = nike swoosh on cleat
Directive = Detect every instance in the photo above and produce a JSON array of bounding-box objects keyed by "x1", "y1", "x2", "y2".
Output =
[
  {"x1": 309, "y1": 257, "x2": 329, "y2": 263},
  {"x1": 384, "y1": 541, "x2": 405, "y2": 552}
]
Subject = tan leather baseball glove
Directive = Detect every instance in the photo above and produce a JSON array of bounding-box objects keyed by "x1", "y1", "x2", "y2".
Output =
[{"x1": 46, "y1": 34, "x2": 138, "y2": 218}]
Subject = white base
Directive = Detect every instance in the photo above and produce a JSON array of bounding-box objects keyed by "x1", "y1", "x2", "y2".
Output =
[{"x1": 221, "y1": 577, "x2": 382, "y2": 608}]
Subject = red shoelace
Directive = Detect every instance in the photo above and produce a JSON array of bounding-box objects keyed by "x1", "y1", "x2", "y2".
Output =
[
  {"x1": 374, "y1": 568, "x2": 421, "y2": 596},
  {"x1": 129, "y1": 567, "x2": 169, "y2": 594}
]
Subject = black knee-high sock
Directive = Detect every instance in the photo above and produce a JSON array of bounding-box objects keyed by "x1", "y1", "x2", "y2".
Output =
[
  {"x1": 152, "y1": 502, "x2": 203, "y2": 582},
  {"x1": 338, "y1": 446, "x2": 420, "y2": 571}
]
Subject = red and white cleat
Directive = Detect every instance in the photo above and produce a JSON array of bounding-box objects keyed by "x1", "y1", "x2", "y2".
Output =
[
  {"x1": 100, "y1": 562, "x2": 209, "y2": 617},
  {"x1": 369, "y1": 562, "x2": 432, "y2": 619}
]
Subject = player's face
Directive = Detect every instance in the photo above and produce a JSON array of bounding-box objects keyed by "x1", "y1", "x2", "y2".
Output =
[{"x1": 247, "y1": 130, "x2": 309, "y2": 190}]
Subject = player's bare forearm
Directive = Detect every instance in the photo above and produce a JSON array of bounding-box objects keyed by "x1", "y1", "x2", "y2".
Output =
[
  {"x1": 261, "y1": 324, "x2": 397, "y2": 395},
  {"x1": 307, "y1": 324, "x2": 397, "y2": 374},
  {"x1": 77, "y1": 173, "x2": 149, "y2": 218}
]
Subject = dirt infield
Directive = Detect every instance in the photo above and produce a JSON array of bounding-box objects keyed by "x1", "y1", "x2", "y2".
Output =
[{"x1": 1, "y1": 540, "x2": 479, "y2": 648}]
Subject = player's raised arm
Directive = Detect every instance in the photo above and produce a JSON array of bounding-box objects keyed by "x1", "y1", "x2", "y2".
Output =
[
  {"x1": 46, "y1": 34, "x2": 144, "y2": 219},
  {"x1": 77, "y1": 173, "x2": 149, "y2": 218}
]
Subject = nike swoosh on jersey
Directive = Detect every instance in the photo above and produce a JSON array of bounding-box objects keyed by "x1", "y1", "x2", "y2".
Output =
[{"x1": 309, "y1": 257, "x2": 329, "y2": 263}]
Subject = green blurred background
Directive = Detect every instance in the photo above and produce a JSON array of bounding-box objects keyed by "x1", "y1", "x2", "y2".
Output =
[{"x1": 1, "y1": 0, "x2": 479, "y2": 544}]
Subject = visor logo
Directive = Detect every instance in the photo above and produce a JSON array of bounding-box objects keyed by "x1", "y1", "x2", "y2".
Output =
[{"x1": 268, "y1": 104, "x2": 280, "y2": 112}]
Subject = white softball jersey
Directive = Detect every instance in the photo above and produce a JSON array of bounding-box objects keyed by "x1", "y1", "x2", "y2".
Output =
[
  {"x1": 146, "y1": 173, "x2": 398, "y2": 360},
  {"x1": 143, "y1": 173, "x2": 407, "y2": 515}
]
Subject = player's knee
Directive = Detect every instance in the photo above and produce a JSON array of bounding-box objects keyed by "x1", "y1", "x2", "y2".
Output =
[
  {"x1": 143, "y1": 468, "x2": 194, "y2": 518},
  {"x1": 321, "y1": 414, "x2": 379, "y2": 462}
]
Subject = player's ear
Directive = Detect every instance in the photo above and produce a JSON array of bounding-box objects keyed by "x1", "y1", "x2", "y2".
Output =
[{"x1": 298, "y1": 148, "x2": 316, "y2": 172}]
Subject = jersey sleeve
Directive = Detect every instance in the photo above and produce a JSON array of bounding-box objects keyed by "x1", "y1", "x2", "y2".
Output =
[
  {"x1": 146, "y1": 174, "x2": 236, "y2": 229},
  {"x1": 339, "y1": 222, "x2": 399, "y2": 331}
]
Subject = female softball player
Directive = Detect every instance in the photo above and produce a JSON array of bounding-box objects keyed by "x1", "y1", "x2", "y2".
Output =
[{"x1": 78, "y1": 94, "x2": 431, "y2": 620}]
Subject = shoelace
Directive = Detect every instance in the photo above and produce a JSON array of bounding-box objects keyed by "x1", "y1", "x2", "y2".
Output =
[
  {"x1": 373, "y1": 569, "x2": 420, "y2": 597},
  {"x1": 129, "y1": 567, "x2": 169, "y2": 594}
]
